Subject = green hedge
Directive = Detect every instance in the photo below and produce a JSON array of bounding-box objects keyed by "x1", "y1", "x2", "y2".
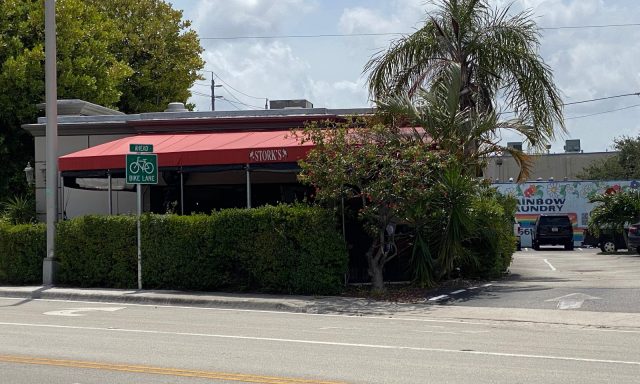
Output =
[
  {"x1": 0, "y1": 223, "x2": 45, "y2": 284},
  {"x1": 54, "y1": 205, "x2": 347, "y2": 294},
  {"x1": 57, "y1": 215, "x2": 137, "y2": 288},
  {"x1": 461, "y1": 189, "x2": 517, "y2": 278}
]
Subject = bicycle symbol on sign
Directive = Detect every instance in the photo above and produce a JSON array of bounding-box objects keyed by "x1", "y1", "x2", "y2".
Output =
[{"x1": 129, "y1": 157, "x2": 155, "y2": 174}]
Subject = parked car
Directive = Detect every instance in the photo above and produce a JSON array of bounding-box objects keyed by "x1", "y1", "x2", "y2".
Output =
[
  {"x1": 582, "y1": 228, "x2": 627, "y2": 253},
  {"x1": 532, "y1": 214, "x2": 574, "y2": 250},
  {"x1": 627, "y1": 223, "x2": 640, "y2": 254}
]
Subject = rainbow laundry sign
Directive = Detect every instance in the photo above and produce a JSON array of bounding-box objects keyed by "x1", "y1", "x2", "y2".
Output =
[{"x1": 495, "y1": 180, "x2": 640, "y2": 247}]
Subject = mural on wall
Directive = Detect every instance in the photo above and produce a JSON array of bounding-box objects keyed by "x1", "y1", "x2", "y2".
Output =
[{"x1": 495, "y1": 180, "x2": 638, "y2": 247}]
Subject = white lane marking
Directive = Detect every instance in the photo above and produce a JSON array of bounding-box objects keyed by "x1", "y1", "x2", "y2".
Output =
[
  {"x1": 319, "y1": 327, "x2": 360, "y2": 330},
  {"x1": 43, "y1": 307, "x2": 125, "y2": 317},
  {"x1": 0, "y1": 297, "x2": 488, "y2": 326},
  {"x1": 414, "y1": 330, "x2": 490, "y2": 335},
  {"x1": 482, "y1": 284, "x2": 492, "y2": 288},
  {"x1": 428, "y1": 295, "x2": 449, "y2": 301},
  {"x1": 577, "y1": 248, "x2": 584, "y2": 252},
  {"x1": 467, "y1": 287, "x2": 478, "y2": 290},
  {"x1": 543, "y1": 259, "x2": 556, "y2": 271},
  {"x1": 545, "y1": 293, "x2": 602, "y2": 310},
  {"x1": 1, "y1": 321, "x2": 639, "y2": 366},
  {"x1": 450, "y1": 290, "x2": 466, "y2": 295}
]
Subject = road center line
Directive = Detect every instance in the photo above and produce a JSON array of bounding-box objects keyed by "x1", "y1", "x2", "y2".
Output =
[
  {"x1": 1, "y1": 322, "x2": 638, "y2": 366},
  {"x1": 544, "y1": 259, "x2": 557, "y2": 271},
  {"x1": 0, "y1": 354, "x2": 343, "y2": 384}
]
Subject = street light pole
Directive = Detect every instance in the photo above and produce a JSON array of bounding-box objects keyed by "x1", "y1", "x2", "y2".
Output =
[{"x1": 43, "y1": 0, "x2": 59, "y2": 285}]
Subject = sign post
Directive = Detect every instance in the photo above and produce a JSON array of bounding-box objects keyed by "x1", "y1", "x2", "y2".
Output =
[{"x1": 126, "y1": 145, "x2": 157, "y2": 289}]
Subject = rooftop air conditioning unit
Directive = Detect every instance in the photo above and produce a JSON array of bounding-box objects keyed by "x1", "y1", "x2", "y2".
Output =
[
  {"x1": 507, "y1": 142, "x2": 523, "y2": 152},
  {"x1": 564, "y1": 139, "x2": 581, "y2": 153},
  {"x1": 269, "y1": 99, "x2": 313, "y2": 109}
]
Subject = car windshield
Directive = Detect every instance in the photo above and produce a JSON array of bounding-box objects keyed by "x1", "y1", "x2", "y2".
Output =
[{"x1": 541, "y1": 217, "x2": 570, "y2": 226}]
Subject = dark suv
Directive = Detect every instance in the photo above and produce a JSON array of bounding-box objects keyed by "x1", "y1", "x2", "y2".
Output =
[{"x1": 532, "y1": 214, "x2": 574, "y2": 251}]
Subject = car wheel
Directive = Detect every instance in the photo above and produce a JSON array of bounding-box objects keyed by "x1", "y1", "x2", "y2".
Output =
[
  {"x1": 601, "y1": 241, "x2": 616, "y2": 253},
  {"x1": 532, "y1": 241, "x2": 539, "y2": 251}
]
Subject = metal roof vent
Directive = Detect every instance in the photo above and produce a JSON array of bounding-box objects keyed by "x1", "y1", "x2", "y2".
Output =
[{"x1": 165, "y1": 102, "x2": 188, "y2": 113}]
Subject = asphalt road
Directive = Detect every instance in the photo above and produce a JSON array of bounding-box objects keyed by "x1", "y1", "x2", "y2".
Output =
[
  {"x1": 1, "y1": 248, "x2": 639, "y2": 383},
  {"x1": 429, "y1": 247, "x2": 640, "y2": 313}
]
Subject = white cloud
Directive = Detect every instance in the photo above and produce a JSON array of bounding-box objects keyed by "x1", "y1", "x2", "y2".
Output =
[
  {"x1": 188, "y1": 0, "x2": 317, "y2": 38},
  {"x1": 177, "y1": 0, "x2": 640, "y2": 151}
]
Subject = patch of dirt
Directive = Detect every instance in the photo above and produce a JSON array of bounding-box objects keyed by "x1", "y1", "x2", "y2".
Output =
[{"x1": 341, "y1": 278, "x2": 489, "y2": 303}]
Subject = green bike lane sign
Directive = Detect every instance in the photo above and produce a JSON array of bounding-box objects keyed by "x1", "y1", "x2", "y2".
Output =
[{"x1": 126, "y1": 153, "x2": 158, "y2": 184}]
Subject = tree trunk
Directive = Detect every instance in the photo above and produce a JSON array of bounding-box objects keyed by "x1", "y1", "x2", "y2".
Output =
[
  {"x1": 366, "y1": 236, "x2": 385, "y2": 293},
  {"x1": 370, "y1": 262, "x2": 385, "y2": 293}
]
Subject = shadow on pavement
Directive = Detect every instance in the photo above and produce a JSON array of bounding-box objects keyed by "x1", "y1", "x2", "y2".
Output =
[{"x1": 0, "y1": 286, "x2": 49, "y2": 307}]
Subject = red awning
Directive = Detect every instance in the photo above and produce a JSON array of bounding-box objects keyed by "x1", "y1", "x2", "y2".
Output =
[{"x1": 59, "y1": 130, "x2": 313, "y2": 172}]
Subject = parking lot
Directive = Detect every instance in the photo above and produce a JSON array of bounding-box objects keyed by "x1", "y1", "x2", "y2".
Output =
[{"x1": 433, "y1": 247, "x2": 640, "y2": 313}]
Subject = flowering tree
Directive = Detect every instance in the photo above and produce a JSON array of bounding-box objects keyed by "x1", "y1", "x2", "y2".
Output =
[{"x1": 297, "y1": 117, "x2": 467, "y2": 291}]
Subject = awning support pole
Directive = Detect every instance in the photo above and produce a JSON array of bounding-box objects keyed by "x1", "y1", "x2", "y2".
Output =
[
  {"x1": 246, "y1": 164, "x2": 251, "y2": 208},
  {"x1": 180, "y1": 170, "x2": 184, "y2": 215},
  {"x1": 108, "y1": 172, "x2": 112, "y2": 215}
]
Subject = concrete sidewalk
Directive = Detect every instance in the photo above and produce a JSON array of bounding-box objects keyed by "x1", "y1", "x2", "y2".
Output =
[{"x1": 1, "y1": 286, "x2": 640, "y2": 330}]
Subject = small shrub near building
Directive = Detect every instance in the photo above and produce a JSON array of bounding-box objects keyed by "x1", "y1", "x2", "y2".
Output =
[{"x1": 0, "y1": 223, "x2": 45, "y2": 284}]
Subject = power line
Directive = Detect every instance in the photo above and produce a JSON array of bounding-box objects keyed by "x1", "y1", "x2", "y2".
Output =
[
  {"x1": 191, "y1": 90, "x2": 263, "y2": 110},
  {"x1": 201, "y1": 32, "x2": 405, "y2": 40},
  {"x1": 541, "y1": 23, "x2": 640, "y2": 30},
  {"x1": 200, "y1": 70, "x2": 267, "y2": 100},
  {"x1": 565, "y1": 103, "x2": 640, "y2": 120},
  {"x1": 499, "y1": 91, "x2": 640, "y2": 115},
  {"x1": 221, "y1": 85, "x2": 265, "y2": 109},
  {"x1": 563, "y1": 92, "x2": 640, "y2": 106},
  {"x1": 199, "y1": 23, "x2": 640, "y2": 40},
  {"x1": 219, "y1": 98, "x2": 242, "y2": 111}
]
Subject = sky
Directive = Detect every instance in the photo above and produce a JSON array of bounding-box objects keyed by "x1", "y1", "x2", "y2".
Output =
[{"x1": 168, "y1": 0, "x2": 640, "y2": 153}]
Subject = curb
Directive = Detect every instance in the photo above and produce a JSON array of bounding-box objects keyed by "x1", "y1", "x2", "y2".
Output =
[{"x1": 0, "y1": 287, "x2": 311, "y2": 313}]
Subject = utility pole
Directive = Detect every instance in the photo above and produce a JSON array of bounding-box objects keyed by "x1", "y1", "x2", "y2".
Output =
[
  {"x1": 211, "y1": 74, "x2": 222, "y2": 111},
  {"x1": 43, "y1": 0, "x2": 59, "y2": 285}
]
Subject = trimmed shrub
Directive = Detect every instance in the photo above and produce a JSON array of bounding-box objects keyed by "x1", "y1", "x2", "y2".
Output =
[
  {"x1": 57, "y1": 215, "x2": 137, "y2": 288},
  {"x1": 54, "y1": 205, "x2": 347, "y2": 295},
  {"x1": 461, "y1": 189, "x2": 517, "y2": 278},
  {"x1": 141, "y1": 205, "x2": 348, "y2": 294},
  {"x1": 0, "y1": 223, "x2": 45, "y2": 284}
]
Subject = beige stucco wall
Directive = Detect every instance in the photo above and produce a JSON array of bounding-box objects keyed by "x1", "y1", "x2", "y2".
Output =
[
  {"x1": 483, "y1": 151, "x2": 617, "y2": 182},
  {"x1": 34, "y1": 133, "x2": 137, "y2": 221}
]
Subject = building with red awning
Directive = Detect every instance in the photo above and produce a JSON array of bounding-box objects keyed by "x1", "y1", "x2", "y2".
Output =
[{"x1": 23, "y1": 99, "x2": 373, "y2": 220}]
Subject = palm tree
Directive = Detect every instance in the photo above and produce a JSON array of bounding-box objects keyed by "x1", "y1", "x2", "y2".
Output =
[
  {"x1": 379, "y1": 64, "x2": 539, "y2": 180},
  {"x1": 365, "y1": 0, "x2": 564, "y2": 157},
  {"x1": 588, "y1": 190, "x2": 640, "y2": 250}
]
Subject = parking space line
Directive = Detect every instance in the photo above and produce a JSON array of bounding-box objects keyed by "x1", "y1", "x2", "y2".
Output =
[
  {"x1": 428, "y1": 295, "x2": 449, "y2": 301},
  {"x1": 577, "y1": 248, "x2": 584, "y2": 252},
  {"x1": 543, "y1": 259, "x2": 557, "y2": 271},
  {"x1": 450, "y1": 290, "x2": 466, "y2": 295}
]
